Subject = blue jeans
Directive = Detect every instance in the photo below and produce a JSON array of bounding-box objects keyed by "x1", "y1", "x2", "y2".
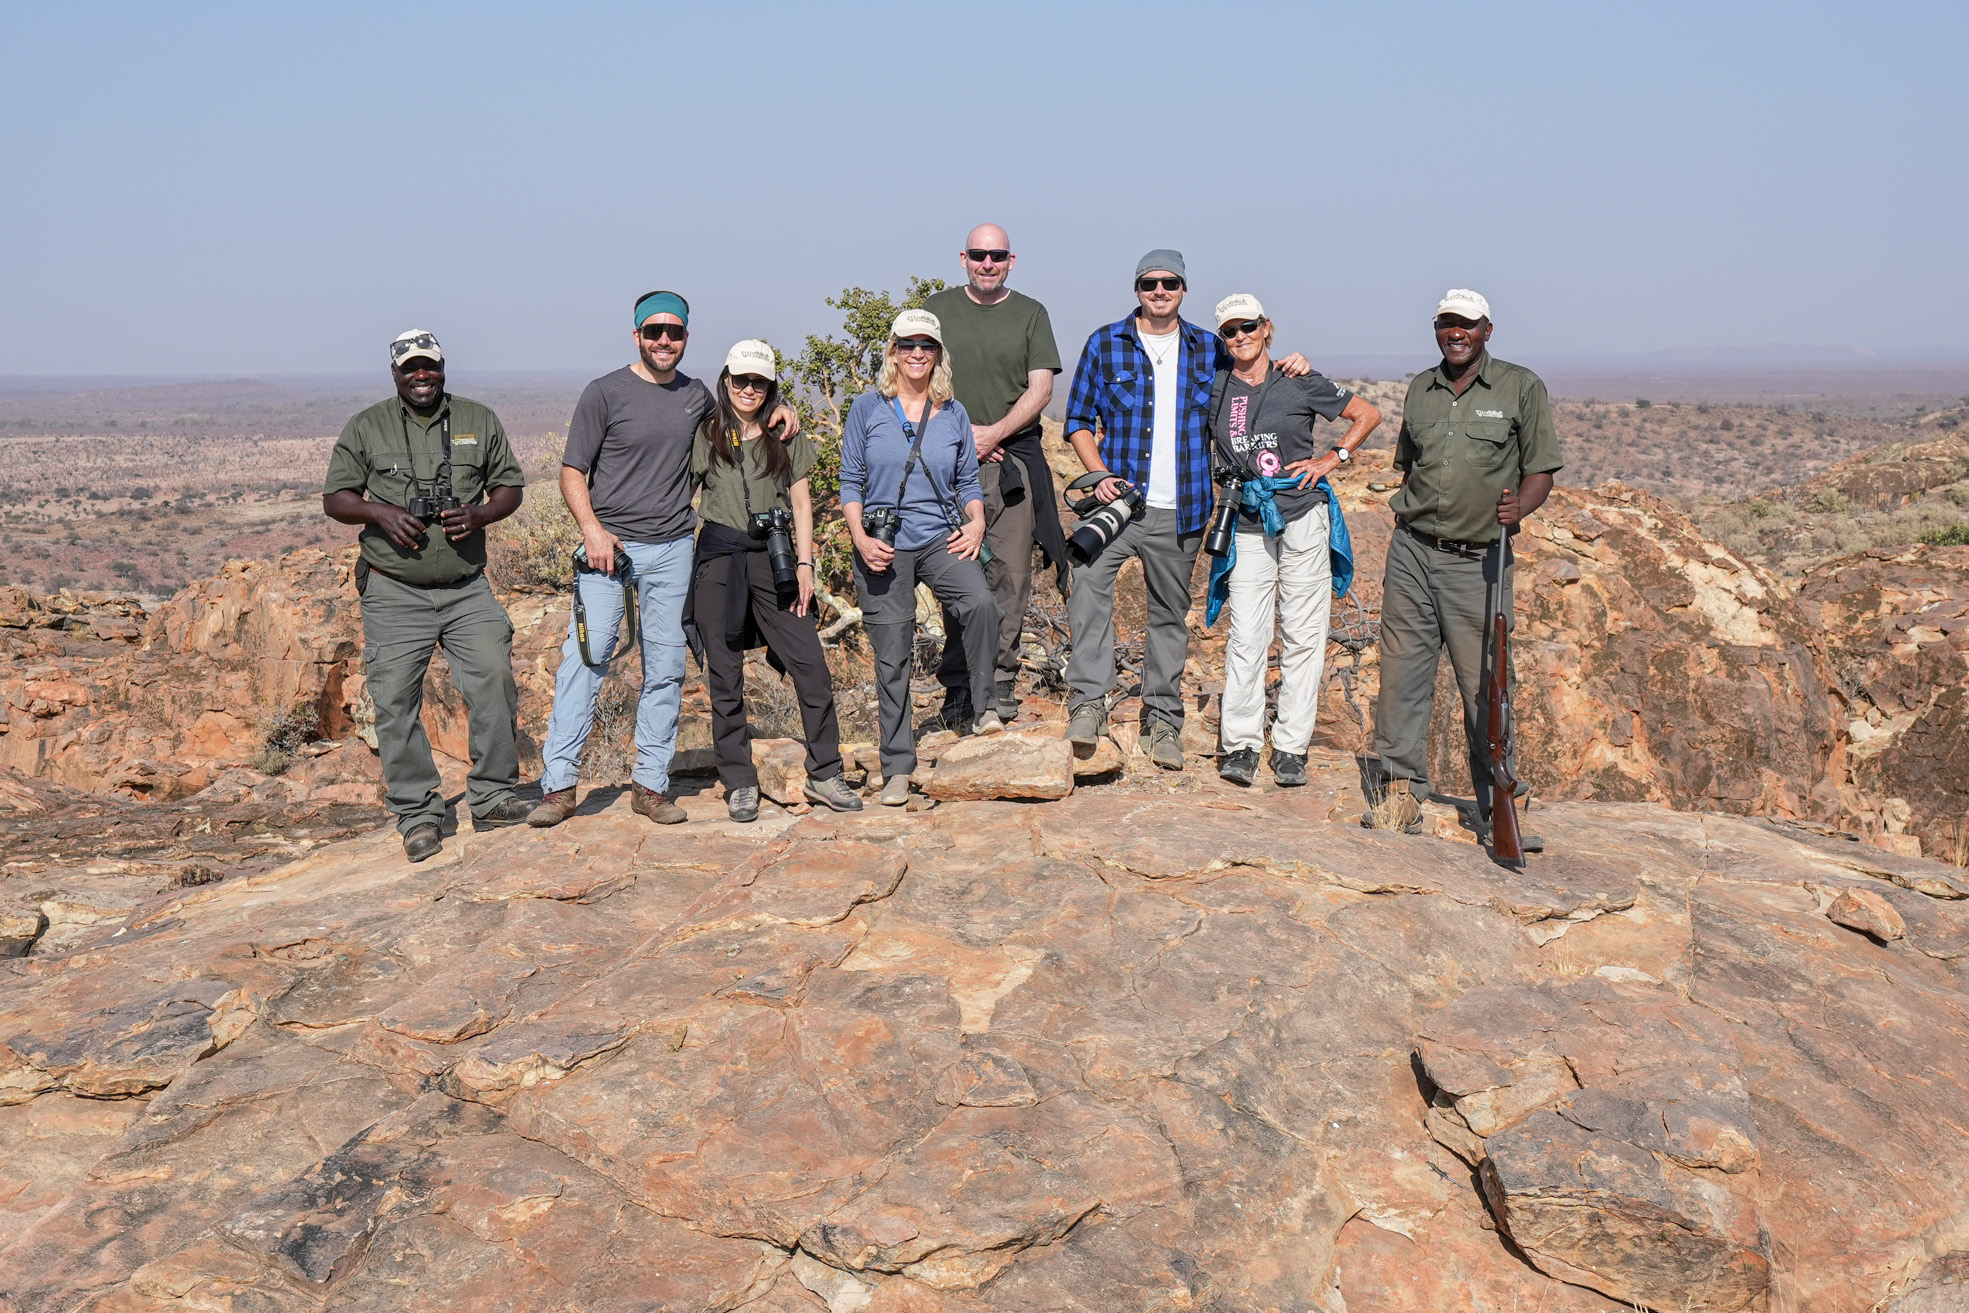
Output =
[{"x1": 538, "y1": 537, "x2": 692, "y2": 794}]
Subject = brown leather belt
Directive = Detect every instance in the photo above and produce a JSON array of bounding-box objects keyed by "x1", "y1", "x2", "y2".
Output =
[{"x1": 1398, "y1": 519, "x2": 1494, "y2": 557}]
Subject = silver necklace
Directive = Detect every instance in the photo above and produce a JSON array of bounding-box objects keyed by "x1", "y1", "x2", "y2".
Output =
[{"x1": 1141, "y1": 330, "x2": 1175, "y2": 368}]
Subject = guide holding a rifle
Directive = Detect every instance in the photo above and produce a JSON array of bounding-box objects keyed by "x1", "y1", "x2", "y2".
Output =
[{"x1": 1362, "y1": 291, "x2": 1562, "y2": 854}]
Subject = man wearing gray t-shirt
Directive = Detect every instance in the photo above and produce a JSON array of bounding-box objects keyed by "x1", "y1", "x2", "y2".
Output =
[{"x1": 529, "y1": 290, "x2": 797, "y2": 828}]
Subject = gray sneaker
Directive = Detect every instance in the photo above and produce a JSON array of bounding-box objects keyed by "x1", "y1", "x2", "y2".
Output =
[
  {"x1": 1066, "y1": 700, "x2": 1106, "y2": 749},
  {"x1": 994, "y1": 678, "x2": 1020, "y2": 720},
  {"x1": 972, "y1": 710, "x2": 1005, "y2": 736},
  {"x1": 1144, "y1": 719, "x2": 1184, "y2": 771},
  {"x1": 1218, "y1": 748, "x2": 1258, "y2": 786},
  {"x1": 1269, "y1": 751, "x2": 1308, "y2": 788},
  {"x1": 804, "y1": 774, "x2": 864, "y2": 812},
  {"x1": 879, "y1": 774, "x2": 912, "y2": 807},
  {"x1": 726, "y1": 785, "x2": 760, "y2": 823}
]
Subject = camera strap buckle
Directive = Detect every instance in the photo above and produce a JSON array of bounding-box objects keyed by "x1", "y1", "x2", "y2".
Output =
[{"x1": 571, "y1": 547, "x2": 638, "y2": 669}]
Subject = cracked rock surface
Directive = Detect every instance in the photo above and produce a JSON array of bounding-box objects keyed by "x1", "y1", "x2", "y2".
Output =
[{"x1": 3, "y1": 783, "x2": 1968, "y2": 1312}]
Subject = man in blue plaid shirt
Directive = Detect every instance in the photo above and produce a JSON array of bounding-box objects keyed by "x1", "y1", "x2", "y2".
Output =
[{"x1": 1062, "y1": 250, "x2": 1308, "y2": 769}]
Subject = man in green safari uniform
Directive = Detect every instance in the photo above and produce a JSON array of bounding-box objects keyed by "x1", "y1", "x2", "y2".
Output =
[
  {"x1": 1363, "y1": 291, "x2": 1562, "y2": 849},
  {"x1": 322, "y1": 329, "x2": 531, "y2": 862}
]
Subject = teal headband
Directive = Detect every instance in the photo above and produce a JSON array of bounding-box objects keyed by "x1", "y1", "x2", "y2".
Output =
[{"x1": 634, "y1": 290, "x2": 689, "y2": 328}]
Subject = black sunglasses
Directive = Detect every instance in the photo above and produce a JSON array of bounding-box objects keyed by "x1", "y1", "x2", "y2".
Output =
[
  {"x1": 1137, "y1": 277, "x2": 1183, "y2": 292},
  {"x1": 639, "y1": 323, "x2": 687, "y2": 342},
  {"x1": 893, "y1": 338, "x2": 941, "y2": 354},
  {"x1": 728, "y1": 374, "x2": 772, "y2": 393},
  {"x1": 1219, "y1": 319, "x2": 1266, "y2": 340},
  {"x1": 965, "y1": 248, "x2": 1011, "y2": 263}
]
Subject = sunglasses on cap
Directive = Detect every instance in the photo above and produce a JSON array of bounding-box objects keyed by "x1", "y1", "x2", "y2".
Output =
[
  {"x1": 1136, "y1": 277, "x2": 1183, "y2": 292},
  {"x1": 965, "y1": 248, "x2": 1011, "y2": 263},
  {"x1": 639, "y1": 323, "x2": 687, "y2": 342},
  {"x1": 1218, "y1": 320, "x2": 1266, "y2": 341},
  {"x1": 728, "y1": 374, "x2": 772, "y2": 393},
  {"x1": 893, "y1": 338, "x2": 941, "y2": 354}
]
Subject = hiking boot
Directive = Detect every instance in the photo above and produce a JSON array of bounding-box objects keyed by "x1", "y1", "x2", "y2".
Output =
[
  {"x1": 994, "y1": 678, "x2": 1020, "y2": 721},
  {"x1": 1219, "y1": 748, "x2": 1259, "y2": 786},
  {"x1": 1361, "y1": 778, "x2": 1424, "y2": 834},
  {"x1": 1144, "y1": 719, "x2": 1184, "y2": 771},
  {"x1": 879, "y1": 774, "x2": 912, "y2": 807},
  {"x1": 940, "y1": 689, "x2": 974, "y2": 734},
  {"x1": 630, "y1": 781, "x2": 688, "y2": 825},
  {"x1": 726, "y1": 785, "x2": 760, "y2": 823},
  {"x1": 1270, "y1": 751, "x2": 1308, "y2": 788},
  {"x1": 804, "y1": 774, "x2": 865, "y2": 812},
  {"x1": 1066, "y1": 700, "x2": 1106, "y2": 749},
  {"x1": 527, "y1": 788, "x2": 577, "y2": 828},
  {"x1": 472, "y1": 796, "x2": 533, "y2": 830},
  {"x1": 973, "y1": 710, "x2": 1005, "y2": 737},
  {"x1": 402, "y1": 823, "x2": 442, "y2": 863}
]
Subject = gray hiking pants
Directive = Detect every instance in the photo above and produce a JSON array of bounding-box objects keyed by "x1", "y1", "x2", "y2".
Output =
[{"x1": 1065, "y1": 506, "x2": 1202, "y2": 731}]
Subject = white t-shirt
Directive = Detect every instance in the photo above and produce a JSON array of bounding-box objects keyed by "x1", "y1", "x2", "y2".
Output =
[{"x1": 1139, "y1": 326, "x2": 1180, "y2": 509}]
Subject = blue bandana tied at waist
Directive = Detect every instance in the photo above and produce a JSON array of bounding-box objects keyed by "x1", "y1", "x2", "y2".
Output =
[{"x1": 1204, "y1": 475, "x2": 1354, "y2": 627}]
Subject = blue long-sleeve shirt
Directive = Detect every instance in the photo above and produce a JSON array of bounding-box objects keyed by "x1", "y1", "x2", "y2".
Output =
[
  {"x1": 1063, "y1": 311, "x2": 1233, "y2": 537},
  {"x1": 840, "y1": 390, "x2": 984, "y2": 552}
]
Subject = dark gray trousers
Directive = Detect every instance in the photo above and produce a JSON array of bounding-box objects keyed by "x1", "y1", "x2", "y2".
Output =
[
  {"x1": 855, "y1": 533, "x2": 999, "y2": 779},
  {"x1": 1370, "y1": 526, "x2": 1518, "y2": 819},
  {"x1": 1065, "y1": 506, "x2": 1202, "y2": 730},
  {"x1": 358, "y1": 569, "x2": 519, "y2": 833},
  {"x1": 938, "y1": 457, "x2": 1036, "y2": 691}
]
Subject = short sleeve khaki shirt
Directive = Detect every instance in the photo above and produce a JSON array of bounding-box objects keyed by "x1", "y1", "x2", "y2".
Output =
[
  {"x1": 323, "y1": 393, "x2": 524, "y2": 585},
  {"x1": 1390, "y1": 353, "x2": 1563, "y2": 546}
]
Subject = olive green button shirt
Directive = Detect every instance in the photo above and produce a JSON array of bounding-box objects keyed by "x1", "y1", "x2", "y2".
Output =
[
  {"x1": 1390, "y1": 353, "x2": 1563, "y2": 546},
  {"x1": 323, "y1": 393, "x2": 524, "y2": 585},
  {"x1": 691, "y1": 426, "x2": 817, "y2": 534}
]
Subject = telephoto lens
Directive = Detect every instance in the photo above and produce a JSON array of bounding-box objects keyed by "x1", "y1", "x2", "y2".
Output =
[
  {"x1": 1203, "y1": 479, "x2": 1243, "y2": 558},
  {"x1": 763, "y1": 509, "x2": 798, "y2": 601},
  {"x1": 1065, "y1": 474, "x2": 1145, "y2": 566}
]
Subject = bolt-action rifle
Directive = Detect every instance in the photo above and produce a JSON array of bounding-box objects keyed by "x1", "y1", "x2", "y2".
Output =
[{"x1": 1485, "y1": 533, "x2": 1524, "y2": 868}]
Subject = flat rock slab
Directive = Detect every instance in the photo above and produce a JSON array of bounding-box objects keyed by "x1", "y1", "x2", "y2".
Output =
[{"x1": 3, "y1": 791, "x2": 1969, "y2": 1312}]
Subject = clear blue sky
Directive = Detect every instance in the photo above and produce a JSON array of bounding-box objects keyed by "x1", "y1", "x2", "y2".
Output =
[{"x1": 3, "y1": 1, "x2": 1963, "y2": 377}]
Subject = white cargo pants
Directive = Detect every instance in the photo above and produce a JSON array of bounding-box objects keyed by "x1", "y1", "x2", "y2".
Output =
[{"x1": 1219, "y1": 505, "x2": 1332, "y2": 756}]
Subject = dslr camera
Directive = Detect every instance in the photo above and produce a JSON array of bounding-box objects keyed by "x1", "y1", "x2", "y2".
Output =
[
  {"x1": 1065, "y1": 472, "x2": 1146, "y2": 566},
  {"x1": 861, "y1": 505, "x2": 901, "y2": 548},
  {"x1": 750, "y1": 506, "x2": 800, "y2": 599}
]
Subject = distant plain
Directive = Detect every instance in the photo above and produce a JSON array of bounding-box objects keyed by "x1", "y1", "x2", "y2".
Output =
[{"x1": 1, "y1": 363, "x2": 1964, "y2": 599}]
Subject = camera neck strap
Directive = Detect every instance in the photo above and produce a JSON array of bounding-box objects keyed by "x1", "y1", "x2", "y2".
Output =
[
  {"x1": 888, "y1": 395, "x2": 937, "y2": 513},
  {"x1": 399, "y1": 398, "x2": 454, "y2": 495},
  {"x1": 891, "y1": 395, "x2": 971, "y2": 537}
]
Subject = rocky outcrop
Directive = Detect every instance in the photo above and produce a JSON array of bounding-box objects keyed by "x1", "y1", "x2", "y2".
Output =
[
  {"x1": 3, "y1": 772, "x2": 1968, "y2": 1312},
  {"x1": 1801, "y1": 431, "x2": 1968, "y2": 511},
  {"x1": 1331, "y1": 457, "x2": 1847, "y2": 821},
  {"x1": 1795, "y1": 542, "x2": 1969, "y2": 861}
]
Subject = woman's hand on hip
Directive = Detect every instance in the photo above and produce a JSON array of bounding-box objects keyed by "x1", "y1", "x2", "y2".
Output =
[{"x1": 948, "y1": 518, "x2": 987, "y2": 561}]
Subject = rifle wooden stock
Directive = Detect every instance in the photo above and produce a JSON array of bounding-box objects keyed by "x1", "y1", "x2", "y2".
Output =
[{"x1": 1486, "y1": 537, "x2": 1524, "y2": 865}]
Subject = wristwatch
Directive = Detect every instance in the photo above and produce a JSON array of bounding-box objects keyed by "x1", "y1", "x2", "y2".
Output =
[{"x1": 1330, "y1": 446, "x2": 1351, "y2": 463}]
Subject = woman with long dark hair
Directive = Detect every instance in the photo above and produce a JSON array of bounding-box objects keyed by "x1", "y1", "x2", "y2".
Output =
[{"x1": 689, "y1": 340, "x2": 860, "y2": 821}]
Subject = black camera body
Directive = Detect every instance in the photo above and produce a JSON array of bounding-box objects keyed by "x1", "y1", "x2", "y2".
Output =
[
  {"x1": 1065, "y1": 473, "x2": 1146, "y2": 566},
  {"x1": 751, "y1": 506, "x2": 799, "y2": 598},
  {"x1": 861, "y1": 506, "x2": 901, "y2": 548},
  {"x1": 1203, "y1": 474, "x2": 1245, "y2": 559},
  {"x1": 408, "y1": 492, "x2": 461, "y2": 523}
]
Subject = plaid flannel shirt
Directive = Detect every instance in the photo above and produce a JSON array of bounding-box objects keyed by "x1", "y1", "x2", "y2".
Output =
[{"x1": 1063, "y1": 311, "x2": 1232, "y2": 536}]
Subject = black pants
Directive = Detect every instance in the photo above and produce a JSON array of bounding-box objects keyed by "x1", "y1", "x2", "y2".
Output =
[{"x1": 693, "y1": 550, "x2": 844, "y2": 789}]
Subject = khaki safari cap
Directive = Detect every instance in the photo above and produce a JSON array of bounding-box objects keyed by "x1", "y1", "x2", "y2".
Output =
[
  {"x1": 390, "y1": 329, "x2": 443, "y2": 366},
  {"x1": 724, "y1": 339, "x2": 776, "y2": 377},
  {"x1": 1434, "y1": 289, "x2": 1491, "y2": 321},
  {"x1": 890, "y1": 308, "x2": 943, "y2": 344},
  {"x1": 1213, "y1": 293, "x2": 1266, "y2": 327}
]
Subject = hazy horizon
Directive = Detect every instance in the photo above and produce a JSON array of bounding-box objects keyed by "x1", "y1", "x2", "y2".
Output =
[{"x1": 5, "y1": 3, "x2": 1963, "y2": 377}]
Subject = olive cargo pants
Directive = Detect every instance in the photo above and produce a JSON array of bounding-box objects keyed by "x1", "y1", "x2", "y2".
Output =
[
  {"x1": 359, "y1": 568, "x2": 519, "y2": 834},
  {"x1": 1369, "y1": 526, "x2": 1518, "y2": 820}
]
